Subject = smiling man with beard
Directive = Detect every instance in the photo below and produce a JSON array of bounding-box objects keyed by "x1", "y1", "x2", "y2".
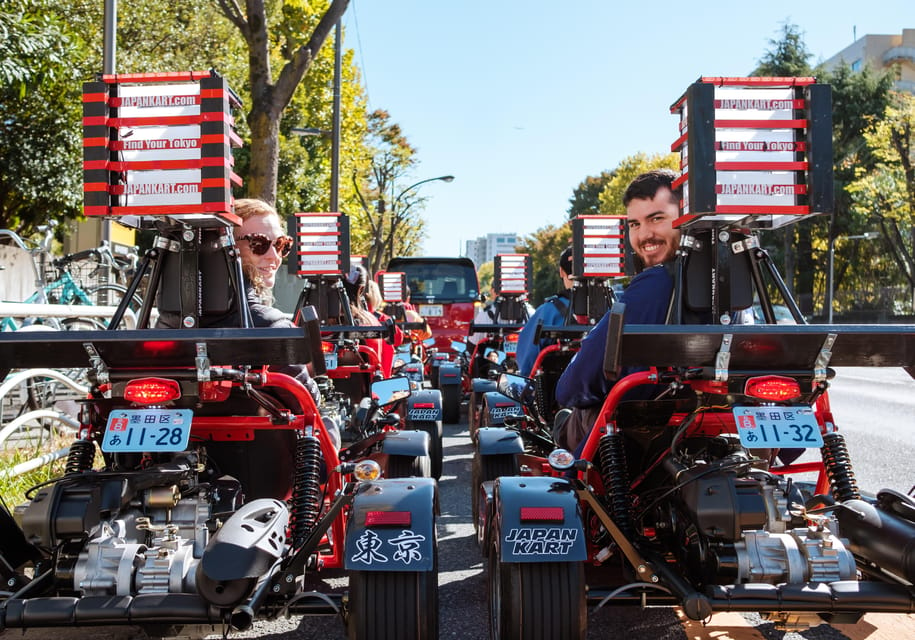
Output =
[{"x1": 553, "y1": 170, "x2": 681, "y2": 445}]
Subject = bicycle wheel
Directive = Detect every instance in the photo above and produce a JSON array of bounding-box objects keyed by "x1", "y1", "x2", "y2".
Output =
[{"x1": 84, "y1": 284, "x2": 144, "y2": 328}]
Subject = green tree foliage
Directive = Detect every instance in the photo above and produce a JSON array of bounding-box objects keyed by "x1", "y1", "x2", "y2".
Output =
[
  {"x1": 516, "y1": 224, "x2": 571, "y2": 305},
  {"x1": 847, "y1": 92, "x2": 915, "y2": 310},
  {"x1": 567, "y1": 170, "x2": 614, "y2": 219},
  {"x1": 818, "y1": 62, "x2": 896, "y2": 313},
  {"x1": 214, "y1": 0, "x2": 349, "y2": 204},
  {"x1": 750, "y1": 22, "x2": 817, "y2": 312},
  {"x1": 0, "y1": 3, "x2": 87, "y2": 233},
  {"x1": 477, "y1": 261, "x2": 494, "y2": 297},
  {"x1": 597, "y1": 153, "x2": 679, "y2": 216},
  {"x1": 752, "y1": 21, "x2": 813, "y2": 77},
  {"x1": 351, "y1": 109, "x2": 427, "y2": 275}
]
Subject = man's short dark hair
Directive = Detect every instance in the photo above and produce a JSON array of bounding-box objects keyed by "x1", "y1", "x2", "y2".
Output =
[
  {"x1": 622, "y1": 169, "x2": 682, "y2": 207},
  {"x1": 559, "y1": 246, "x2": 573, "y2": 275}
]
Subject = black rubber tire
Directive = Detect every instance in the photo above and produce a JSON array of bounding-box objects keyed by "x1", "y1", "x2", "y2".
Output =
[
  {"x1": 411, "y1": 420, "x2": 443, "y2": 480},
  {"x1": 468, "y1": 390, "x2": 482, "y2": 436},
  {"x1": 386, "y1": 453, "x2": 432, "y2": 479},
  {"x1": 472, "y1": 454, "x2": 519, "y2": 551},
  {"x1": 442, "y1": 384, "x2": 461, "y2": 424},
  {"x1": 348, "y1": 565, "x2": 438, "y2": 640},
  {"x1": 488, "y1": 527, "x2": 586, "y2": 640},
  {"x1": 84, "y1": 284, "x2": 144, "y2": 328}
]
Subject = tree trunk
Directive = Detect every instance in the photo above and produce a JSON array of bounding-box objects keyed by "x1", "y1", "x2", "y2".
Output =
[{"x1": 246, "y1": 105, "x2": 281, "y2": 204}]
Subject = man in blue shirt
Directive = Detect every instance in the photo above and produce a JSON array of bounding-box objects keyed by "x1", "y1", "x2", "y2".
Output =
[
  {"x1": 555, "y1": 170, "x2": 681, "y2": 417},
  {"x1": 515, "y1": 246, "x2": 574, "y2": 375}
]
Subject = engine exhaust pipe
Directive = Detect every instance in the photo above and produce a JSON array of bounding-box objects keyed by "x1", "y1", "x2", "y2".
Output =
[{"x1": 837, "y1": 496, "x2": 915, "y2": 583}]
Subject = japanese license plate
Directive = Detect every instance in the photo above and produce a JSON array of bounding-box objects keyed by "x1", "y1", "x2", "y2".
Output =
[
  {"x1": 503, "y1": 334, "x2": 519, "y2": 355},
  {"x1": 419, "y1": 304, "x2": 443, "y2": 317},
  {"x1": 103, "y1": 409, "x2": 193, "y2": 453},
  {"x1": 324, "y1": 352, "x2": 338, "y2": 370},
  {"x1": 732, "y1": 406, "x2": 823, "y2": 448}
]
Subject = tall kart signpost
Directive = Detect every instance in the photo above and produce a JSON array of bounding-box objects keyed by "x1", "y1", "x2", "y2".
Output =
[
  {"x1": 667, "y1": 76, "x2": 833, "y2": 324},
  {"x1": 81, "y1": 71, "x2": 246, "y2": 329}
]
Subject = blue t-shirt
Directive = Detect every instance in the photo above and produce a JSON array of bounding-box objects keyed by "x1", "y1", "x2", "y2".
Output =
[
  {"x1": 515, "y1": 293, "x2": 569, "y2": 375},
  {"x1": 555, "y1": 266, "x2": 672, "y2": 408}
]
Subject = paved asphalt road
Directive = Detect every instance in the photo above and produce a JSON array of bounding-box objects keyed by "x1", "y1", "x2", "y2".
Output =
[{"x1": 6, "y1": 375, "x2": 915, "y2": 639}]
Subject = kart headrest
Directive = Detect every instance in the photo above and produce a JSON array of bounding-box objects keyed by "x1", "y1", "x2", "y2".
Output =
[
  {"x1": 155, "y1": 227, "x2": 237, "y2": 326},
  {"x1": 681, "y1": 229, "x2": 753, "y2": 320}
]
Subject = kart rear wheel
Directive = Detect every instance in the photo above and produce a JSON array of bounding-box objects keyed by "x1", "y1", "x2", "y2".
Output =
[
  {"x1": 441, "y1": 384, "x2": 461, "y2": 424},
  {"x1": 488, "y1": 529, "x2": 586, "y2": 640},
  {"x1": 413, "y1": 420, "x2": 443, "y2": 479},
  {"x1": 472, "y1": 454, "x2": 519, "y2": 552},
  {"x1": 387, "y1": 453, "x2": 432, "y2": 478},
  {"x1": 348, "y1": 561, "x2": 438, "y2": 639}
]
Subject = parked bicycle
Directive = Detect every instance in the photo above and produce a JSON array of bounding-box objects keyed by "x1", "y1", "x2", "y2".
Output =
[{"x1": 0, "y1": 222, "x2": 142, "y2": 331}]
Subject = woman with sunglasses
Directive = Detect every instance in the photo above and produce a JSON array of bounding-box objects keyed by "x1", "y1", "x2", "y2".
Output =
[{"x1": 232, "y1": 199, "x2": 340, "y2": 446}]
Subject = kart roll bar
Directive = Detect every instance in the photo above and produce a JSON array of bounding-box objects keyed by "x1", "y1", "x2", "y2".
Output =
[
  {"x1": 602, "y1": 305, "x2": 915, "y2": 380},
  {"x1": 0, "y1": 306, "x2": 325, "y2": 379}
]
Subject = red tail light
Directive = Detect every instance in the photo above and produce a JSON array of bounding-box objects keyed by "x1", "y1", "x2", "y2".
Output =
[
  {"x1": 322, "y1": 341, "x2": 335, "y2": 353},
  {"x1": 744, "y1": 375, "x2": 801, "y2": 401},
  {"x1": 520, "y1": 507, "x2": 564, "y2": 523},
  {"x1": 365, "y1": 510, "x2": 411, "y2": 527},
  {"x1": 124, "y1": 377, "x2": 181, "y2": 404}
]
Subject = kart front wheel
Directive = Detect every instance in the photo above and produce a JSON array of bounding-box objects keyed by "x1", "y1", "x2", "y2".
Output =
[
  {"x1": 472, "y1": 453, "x2": 519, "y2": 552},
  {"x1": 488, "y1": 522, "x2": 586, "y2": 640},
  {"x1": 386, "y1": 453, "x2": 432, "y2": 478},
  {"x1": 348, "y1": 568, "x2": 438, "y2": 640},
  {"x1": 413, "y1": 420, "x2": 443, "y2": 479},
  {"x1": 441, "y1": 384, "x2": 461, "y2": 424}
]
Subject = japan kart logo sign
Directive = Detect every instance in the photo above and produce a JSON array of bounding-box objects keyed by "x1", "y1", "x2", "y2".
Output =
[
  {"x1": 351, "y1": 529, "x2": 426, "y2": 565},
  {"x1": 504, "y1": 527, "x2": 577, "y2": 555}
]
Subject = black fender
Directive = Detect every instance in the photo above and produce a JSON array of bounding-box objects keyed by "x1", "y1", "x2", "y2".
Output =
[
  {"x1": 476, "y1": 426, "x2": 523, "y2": 455},
  {"x1": 481, "y1": 391, "x2": 522, "y2": 426},
  {"x1": 405, "y1": 388, "x2": 442, "y2": 422},
  {"x1": 492, "y1": 476, "x2": 586, "y2": 563},
  {"x1": 345, "y1": 477, "x2": 437, "y2": 572},
  {"x1": 437, "y1": 362, "x2": 462, "y2": 387},
  {"x1": 381, "y1": 428, "x2": 430, "y2": 458},
  {"x1": 197, "y1": 499, "x2": 288, "y2": 604},
  {"x1": 472, "y1": 378, "x2": 498, "y2": 394}
]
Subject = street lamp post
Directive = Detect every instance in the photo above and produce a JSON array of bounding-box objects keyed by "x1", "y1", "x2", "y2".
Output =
[
  {"x1": 826, "y1": 231, "x2": 879, "y2": 323},
  {"x1": 373, "y1": 175, "x2": 454, "y2": 269},
  {"x1": 377, "y1": 175, "x2": 455, "y2": 213}
]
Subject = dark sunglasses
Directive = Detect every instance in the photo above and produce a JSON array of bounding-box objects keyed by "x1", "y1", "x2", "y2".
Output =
[{"x1": 238, "y1": 233, "x2": 294, "y2": 257}]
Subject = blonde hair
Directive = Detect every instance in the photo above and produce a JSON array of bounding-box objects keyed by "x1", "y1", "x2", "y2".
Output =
[
  {"x1": 233, "y1": 198, "x2": 279, "y2": 304},
  {"x1": 365, "y1": 279, "x2": 382, "y2": 312}
]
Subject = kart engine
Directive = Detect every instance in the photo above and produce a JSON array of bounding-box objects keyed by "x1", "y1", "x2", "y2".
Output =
[
  {"x1": 15, "y1": 450, "x2": 288, "y2": 605},
  {"x1": 658, "y1": 437, "x2": 856, "y2": 586}
]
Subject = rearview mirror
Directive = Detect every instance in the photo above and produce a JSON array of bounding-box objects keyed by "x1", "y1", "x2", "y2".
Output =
[
  {"x1": 497, "y1": 373, "x2": 534, "y2": 405},
  {"x1": 451, "y1": 340, "x2": 467, "y2": 354},
  {"x1": 371, "y1": 376, "x2": 411, "y2": 406}
]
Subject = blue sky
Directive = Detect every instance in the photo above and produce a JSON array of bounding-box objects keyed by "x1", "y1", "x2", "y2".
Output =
[{"x1": 342, "y1": 1, "x2": 911, "y2": 258}]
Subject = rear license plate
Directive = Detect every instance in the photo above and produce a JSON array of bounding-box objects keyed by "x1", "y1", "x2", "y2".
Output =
[
  {"x1": 503, "y1": 334, "x2": 519, "y2": 355},
  {"x1": 732, "y1": 406, "x2": 823, "y2": 448},
  {"x1": 103, "y1": 409, "x2": 193, "y2": 453},
  {"x1": 324, "y1": 352, "x2": 338, "y2": 370},
  {"x1": 419, "y1": 304, "x2": 443, "y2": 317}
]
